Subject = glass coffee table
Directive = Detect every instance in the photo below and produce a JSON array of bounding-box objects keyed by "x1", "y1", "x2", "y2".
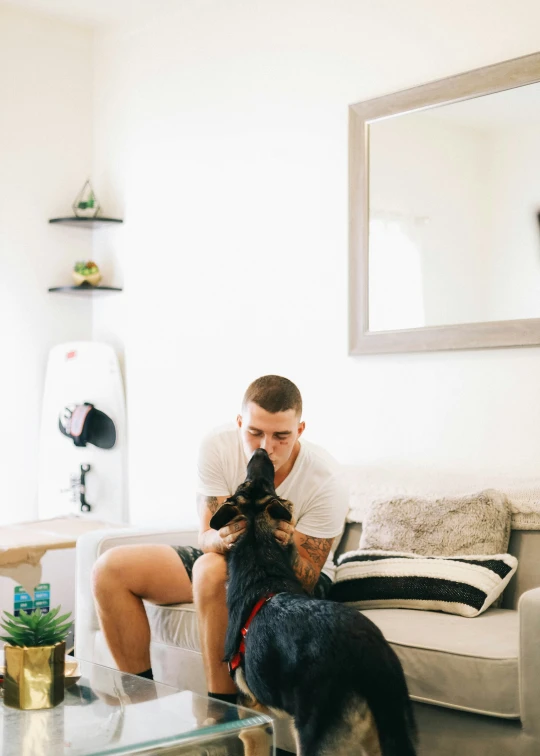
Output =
[{"x1": 0, "y1": 659, "x2": 274, "y2": 755}]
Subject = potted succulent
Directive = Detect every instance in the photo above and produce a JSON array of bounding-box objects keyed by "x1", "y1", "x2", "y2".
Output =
[
  {"x1": 73, "y1": 260, "x2": 102, "y2": 286},
  {"x1": 1, "y1": 606, "x2": 72, "y2": 710}
]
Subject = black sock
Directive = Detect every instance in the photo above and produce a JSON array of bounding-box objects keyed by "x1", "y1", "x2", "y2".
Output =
[
  {"x1": 136, "y1": 668, "x2": 154, "y2": 680},
  {"x1": 205, "y1": 692, "x2": 239, "y2": 724},
  {"x1": 208, "y1": 692, "x2": 237, "y2": 705}
]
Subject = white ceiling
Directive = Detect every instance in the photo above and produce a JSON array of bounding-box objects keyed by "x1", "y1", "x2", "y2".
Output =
[{"x1": 0, "y1": 0, "x2": 177, "y2": 27}]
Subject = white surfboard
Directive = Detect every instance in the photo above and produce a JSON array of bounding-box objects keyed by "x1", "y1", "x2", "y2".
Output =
[{"x1": 38, "y1": 341, "x2": 127, "y2": 524}]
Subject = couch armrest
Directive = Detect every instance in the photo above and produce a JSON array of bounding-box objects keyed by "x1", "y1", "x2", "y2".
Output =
[
  {"x1": 75, "y1": 527, "x2": 199, "y2": 663},
  {"x1": 519, "y1": 586, "x2": 540, "y2": 733}
]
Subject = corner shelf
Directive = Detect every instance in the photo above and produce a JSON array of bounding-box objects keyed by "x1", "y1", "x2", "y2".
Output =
[
  {"x1": 49, "y1": 217, "x2": 123, "y2": 228},
  {"x1": 48, "y1": 211, "x2": 123, "y2": 293},
  {"x1": 48, "y1": 283, "x2": 123, "y2": 295}
]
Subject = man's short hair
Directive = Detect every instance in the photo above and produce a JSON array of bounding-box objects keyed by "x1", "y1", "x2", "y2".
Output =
[{"x1": 242, "y1": 375, "x2": 302, "y2": 418}]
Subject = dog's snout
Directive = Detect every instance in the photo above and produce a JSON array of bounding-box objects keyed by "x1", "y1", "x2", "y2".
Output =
[{"x1": 247, "y1": 448, "x2": 275, "y2": 485}]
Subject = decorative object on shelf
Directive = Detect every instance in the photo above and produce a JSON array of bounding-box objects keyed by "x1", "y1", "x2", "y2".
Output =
[
  {"x1": 1, "y1": 605, "x2": 73, "y2": 709},
  {"x1": 73, "y1": 260, "x2": 102, "y2": 287},
  {"x1": 72, "y1": 179, "x2": 100, "y2": 218}
]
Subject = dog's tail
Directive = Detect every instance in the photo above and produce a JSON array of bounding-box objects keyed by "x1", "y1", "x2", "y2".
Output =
[{"x1": 362, "y1": 637, "x2": 417, "y2": 756}]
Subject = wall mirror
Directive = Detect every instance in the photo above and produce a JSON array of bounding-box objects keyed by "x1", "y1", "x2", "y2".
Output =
[{"x1": 349, "y1": 52, "x2": 540, "y2": 354}]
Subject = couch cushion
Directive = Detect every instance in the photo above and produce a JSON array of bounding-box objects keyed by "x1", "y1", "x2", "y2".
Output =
[
  {"x1": 332, "y1": 550, "x2": 518, "y2": 617},
  {"x1": 361, "y1": 607, "x2": 519, "y2": 718},
  {"x1": 144, "y1": 600, "x2": 519, "y2": 720},
  {"x1": 145, "y1": 601, "x2": 200, "y2": 651}
]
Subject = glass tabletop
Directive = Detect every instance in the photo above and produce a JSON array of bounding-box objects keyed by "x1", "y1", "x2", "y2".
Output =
[{"x1": 0, "y1": 658, "x2": 274, "y2": 755}]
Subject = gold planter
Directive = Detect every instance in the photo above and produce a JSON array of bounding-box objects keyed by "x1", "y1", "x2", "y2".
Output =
[{"x1": 4, "y1": 642, "x2": 65, "y2": 710}]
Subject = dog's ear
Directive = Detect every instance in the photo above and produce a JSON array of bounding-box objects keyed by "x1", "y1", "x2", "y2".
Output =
[
  {"x1": 266, "y1": 499, "x2": 293, "y2": 522},
  {"x1": 210, "y1": 502, "x2": 241, "y2": 531}
]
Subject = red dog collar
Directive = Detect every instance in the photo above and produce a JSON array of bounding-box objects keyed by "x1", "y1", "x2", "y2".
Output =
[{"x1": 228, "y1": 594, "x2": 275, "y2": 677}]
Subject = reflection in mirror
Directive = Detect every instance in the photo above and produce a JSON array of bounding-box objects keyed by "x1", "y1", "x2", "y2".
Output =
[
  {"x1": 368, "y1": 83, "x2": 540, "y2": 332},
  {"x1": 349, "y1": 52, "x2": 540, "y2": 354}
]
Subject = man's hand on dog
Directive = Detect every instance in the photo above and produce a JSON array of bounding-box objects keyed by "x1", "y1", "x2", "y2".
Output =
[
  {"x1": 218, "y1": 517, "x2": 295, "y2": 550},
  {"x1": 274, "y1": 520, "x2": 295, "y2": 546},
  {"x1": 218, "y1": 517, "x2": 247, "y2": 551}
]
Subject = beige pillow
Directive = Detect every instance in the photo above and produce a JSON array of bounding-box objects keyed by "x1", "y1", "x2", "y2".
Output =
[{"x1": 359, "y1": 489, "x2": 511, "y2": 556}]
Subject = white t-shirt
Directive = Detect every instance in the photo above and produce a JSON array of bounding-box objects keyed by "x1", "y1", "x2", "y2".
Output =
[{"x1": 196, "y1": 425, "x2": 349, "y2": 580}]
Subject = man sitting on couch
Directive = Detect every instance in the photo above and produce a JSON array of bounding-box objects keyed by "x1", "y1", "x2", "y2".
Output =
[{"x1": 92, "y1": 374, "x2": 348, "y2": 706}]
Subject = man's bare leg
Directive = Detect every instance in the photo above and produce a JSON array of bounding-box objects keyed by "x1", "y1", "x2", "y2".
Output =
[
  {"x1": 192, "y1": 552, "x2": 237, "y2": 695},
  {"x1": 92, "y1": 544, "x2": 193, "y2": 673}
]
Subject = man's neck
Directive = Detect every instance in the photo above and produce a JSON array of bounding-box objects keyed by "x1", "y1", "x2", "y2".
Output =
[{"x1": 273, "y1": 441, "x2": 301, "y2": 488}]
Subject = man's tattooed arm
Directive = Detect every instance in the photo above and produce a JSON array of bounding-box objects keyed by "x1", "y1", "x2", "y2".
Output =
[
  {"x1": 291, "y1": 534, "x2": 334, "y2": 593},
  {"x1": 196, "y1": 494, "x2": 220, "y2": 516},
  {"x1": 291, "y1": 549, "x2": 318, "y2": 592},
  {"x1": 197, "y1": 494, "x2": 228, "y2": 553},
  {"x1": 300, "y1": 536, "x2": 334, "y2": 568}
]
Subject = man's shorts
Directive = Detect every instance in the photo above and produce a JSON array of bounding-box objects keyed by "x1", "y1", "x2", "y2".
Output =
[{"x1": 172, "y1": 545, "x2": 333, "y2": 599}]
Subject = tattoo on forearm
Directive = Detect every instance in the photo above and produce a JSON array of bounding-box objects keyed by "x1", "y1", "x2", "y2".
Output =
[
  {"x1": 197, "y1": 494, "x2": 220, "y2": 515},
  {"x1": 292, "y1": 549, "x2": 318, "y2": 592},
  {"x1": 298, "y1": 536, "x2": 333, "y2": 568}
]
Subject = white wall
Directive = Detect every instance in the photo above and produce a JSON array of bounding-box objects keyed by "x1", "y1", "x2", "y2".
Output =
[
  {"x1": 0, "y1": 6, "x2": 94, "y2": 524},
  {"x1": 88, "y1": 0, "x2": 540, "y2": 527}
]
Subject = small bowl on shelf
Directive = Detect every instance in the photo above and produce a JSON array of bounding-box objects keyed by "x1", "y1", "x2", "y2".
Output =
[{"x1": 72, "y1": 271, "x2": 102, "y2": 287}]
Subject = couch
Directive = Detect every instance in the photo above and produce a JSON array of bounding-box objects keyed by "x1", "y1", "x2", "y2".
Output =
[{"x1": 75, "y1": 469, "x2": 540, "y2": 755}]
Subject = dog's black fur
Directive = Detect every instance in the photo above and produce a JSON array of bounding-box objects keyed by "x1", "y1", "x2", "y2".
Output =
[{"x1": 210, "y1": 449, "x2": 417, "y2": 756}]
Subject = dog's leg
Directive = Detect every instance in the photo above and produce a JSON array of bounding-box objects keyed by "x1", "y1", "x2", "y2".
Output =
[
  {"x1": 356, "y1": 702, "x2": 382, "y2": 756},
  {"x1": 298, "y1": 698, "x2": 382, "y2": 756},
  {"x1": 239, "y1": 725, "x2": 273, "y2": 756},
  {"x1": 237, "y1": 701, "x2": 274, "y2": 756},
  {"x1": 235, "y1": 674, "x2": 274, "y2": 756}
]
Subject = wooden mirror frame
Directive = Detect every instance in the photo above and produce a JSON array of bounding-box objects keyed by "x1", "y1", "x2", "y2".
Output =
[{"x1": 349, "y1": 51, "x2": 540, "y2": 355}]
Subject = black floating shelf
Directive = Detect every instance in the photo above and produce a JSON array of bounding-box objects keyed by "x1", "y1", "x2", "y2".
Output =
[
  {"x1": 49, "y1": 217, "x2": 123, "y2": 228},
  {"x1": 48, "y1": 283, "x2": 123, "y2": 295}
]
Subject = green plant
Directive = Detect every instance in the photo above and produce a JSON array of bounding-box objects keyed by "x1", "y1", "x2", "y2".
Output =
[
  {"x1": 78, "y1": 191, "x2": 95, "y2": 210},
  {"x1": 74, "y1": 260, "x2": 100, "y2": 276},
  {"x1": 0, "y1": 606, "x2": 72, "y2": 647}
]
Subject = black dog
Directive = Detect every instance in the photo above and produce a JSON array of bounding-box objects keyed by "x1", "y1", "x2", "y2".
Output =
[{"x1": 210, "y1": 448, "x2": 417, "y2": 756}]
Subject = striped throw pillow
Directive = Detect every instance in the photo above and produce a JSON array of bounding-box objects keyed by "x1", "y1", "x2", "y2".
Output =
[{"x1": 331, "y1": 550, "x2": 518, "y2": 617}]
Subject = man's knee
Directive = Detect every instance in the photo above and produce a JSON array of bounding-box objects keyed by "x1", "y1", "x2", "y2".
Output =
[
  {"x1": 92, "y1": 546, "x2": 131, "y2": 598},
  {"x1": 192, "y1": 552, "x2": 227, "y2": 602}
]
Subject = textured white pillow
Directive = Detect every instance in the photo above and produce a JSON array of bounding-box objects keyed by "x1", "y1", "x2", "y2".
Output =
[
  {"x1": 331, "y1": 550, "x2": 518, "y2": 618},
  {"x1": 359, "y1": 489, "x2": 511, "y2": 556}
]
